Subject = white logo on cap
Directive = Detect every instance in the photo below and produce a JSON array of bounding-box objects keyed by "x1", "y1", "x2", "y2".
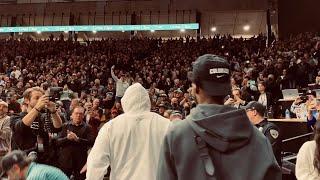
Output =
[{"x1": 209, "y1": 68, "x2": 229, "y2": 75}]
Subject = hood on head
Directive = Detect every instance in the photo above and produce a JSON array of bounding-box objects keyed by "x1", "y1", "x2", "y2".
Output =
[
  {"x1": 121, "y1": 83, "x2": 151, "y2": 114},
  {"x1": 188, "y1": 104, "x2": 253, "y2": 152}
]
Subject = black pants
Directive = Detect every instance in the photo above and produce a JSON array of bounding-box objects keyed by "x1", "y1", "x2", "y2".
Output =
[
  {"x1": 60, "y1": 156, "x2": 86, "y2": 180},
  {"x1": 62, "y1": 167, "x2": 85, "y2": 180}
]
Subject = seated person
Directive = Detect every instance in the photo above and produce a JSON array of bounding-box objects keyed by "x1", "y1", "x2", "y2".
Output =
[
  {"x1": 224, "y1": 88, "x2": 247, "y2": 109},
  {"x1": 291, "y1": 90, "x2": 319, "y2": 129}
]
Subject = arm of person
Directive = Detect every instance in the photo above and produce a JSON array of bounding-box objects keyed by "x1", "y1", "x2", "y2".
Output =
[
  {"x1": 264, "y1": 125, "x2": 282, "y2": 164},
  {"x1": 21, "y1": 108, "x2": 41, "y2": 127},
  {"x1": 55, "y1": 124, "x2": 69, "y2": 146},
  {"x1": 263, "y1": 138, "x2": 282, "y2": 180},
  {"x1": 290, "y1": 102, "x2": 300, "y2": 114},
  {"x1": 296, "y1": 142, "x2": 315, "y2": 180},
  {"x1": 76, "y1": 125, "x2": 95, "y2": 146},
  {"x1": 86, "y1": 122, "x2": 112, "y2": 180},
  {"x1": 111, "y1": 65, "x2": 118, "y2": 82},
  {"x1": 179, "y1": 98, "x2": 186, "y2": 106},
  {"x1": 47, "y1": 101, "x2": 63, "y2": 129},
  {"x1": 22, "y1": 95, "x2": 48, "y2": 127},
  {"x1": 51, "y1": 111, "x2": 63, "y2": 129},
  {"x1": 157, "y1": 129, "x2": 177, "y2": 180}
]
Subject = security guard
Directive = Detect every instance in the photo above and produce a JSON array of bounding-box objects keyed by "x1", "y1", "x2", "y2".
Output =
[{"x1": 245, "y1": 101, "x2": 282, "y2": 166}]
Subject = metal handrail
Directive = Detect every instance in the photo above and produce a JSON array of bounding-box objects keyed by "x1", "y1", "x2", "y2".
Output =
[{"x1": 282, "y1": 132, "x2": 314, "y2": 143}]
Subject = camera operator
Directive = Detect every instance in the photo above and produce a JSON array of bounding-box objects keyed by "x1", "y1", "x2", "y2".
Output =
[
  {"x1": 10, "y1": 87, "x2": 63, "y2": 165},
  {"x1": 291, "y1": 90, "x2": 318, "y2": 129}
]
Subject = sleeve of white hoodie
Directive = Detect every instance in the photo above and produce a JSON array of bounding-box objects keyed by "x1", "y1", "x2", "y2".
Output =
[{"x1": 86, "y1": 122, "x2": 111, "y2": 180}]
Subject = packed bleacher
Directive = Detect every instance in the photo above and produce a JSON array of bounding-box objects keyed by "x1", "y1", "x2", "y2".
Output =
[{"x1": 0, "y1": 32, "x2": 320, "y2": 179}]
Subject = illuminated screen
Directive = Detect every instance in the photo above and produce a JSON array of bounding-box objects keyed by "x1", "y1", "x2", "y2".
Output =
[{"x1": 0, "y1": 23, "x2": 199, "y2": 33}]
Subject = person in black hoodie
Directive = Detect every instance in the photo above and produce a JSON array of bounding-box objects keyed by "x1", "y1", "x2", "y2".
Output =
[{"x1": 157, "y1": 54, "x2": 281, "y2": 180}]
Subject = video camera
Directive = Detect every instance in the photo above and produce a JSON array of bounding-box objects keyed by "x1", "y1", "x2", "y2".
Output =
[
  {"x1": 47, "y1": 87, "x2": 63, "y2": 102},
  {"x1": 300, "y1": 94, "x2": 308, "y2": 103}
]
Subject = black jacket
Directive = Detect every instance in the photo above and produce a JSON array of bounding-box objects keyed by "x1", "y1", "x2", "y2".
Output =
[
  {"x1": 56, "y1": 121, "x2": 95, "y2": 170},
  {"x1": 254, "y1": 92, "x2": 274, "y2": 108},
  {"x1": 256, "y1": 119, "x2": 282, "y2": 166},
  {"x1": 157, "y1": 104, "x2": 281, "y2": 180},
  {"x1": 10, "y1": 112, "x2": 62, "y2": 164}
]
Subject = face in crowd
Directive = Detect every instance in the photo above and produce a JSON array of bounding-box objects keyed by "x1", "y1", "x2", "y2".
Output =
[{"x1": 71, "y1": 107, "x2": 85, "y2": 126}]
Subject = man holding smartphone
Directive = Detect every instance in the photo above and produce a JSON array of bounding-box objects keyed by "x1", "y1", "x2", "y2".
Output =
[{"x1": 224, "y1": 88, "x2": 247, "y2": 109}]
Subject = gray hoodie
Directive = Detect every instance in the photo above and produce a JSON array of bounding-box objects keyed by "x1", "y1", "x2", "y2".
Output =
[{"x1": 157, "y1": 104, "x2": 281, "y2": 180}]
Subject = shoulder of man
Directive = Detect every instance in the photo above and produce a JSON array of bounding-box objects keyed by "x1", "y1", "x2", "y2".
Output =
[
  {"x1": 9, "y1": 112, "x2": 26, "y2": 126},
  {"x1": 166, "y1": 119, "x2": 193, "y2": 139},
  {"x1": 263, "y1": 122, "x2": 280, "y2": 141}
]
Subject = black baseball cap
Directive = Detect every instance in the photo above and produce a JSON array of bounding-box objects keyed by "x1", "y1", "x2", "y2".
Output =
[
  {"x1": 306, "y1": 90, "x2": 316, "y2": 97},
  {"x1": 189, "y1": 54, "x2": 231, "y2": 96},
  {"x1": 244, "y1": 101, "x2": 266, "y2": 116},
  {"x1": 0, "y1": 150, "x2": 28, "y2": 177}
]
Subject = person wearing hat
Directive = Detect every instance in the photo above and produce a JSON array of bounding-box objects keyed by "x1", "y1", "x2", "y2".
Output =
[
  {"x1": 0, "y1": 150, "x2": 68, "y2": 180},
  {"x1": 245, "y1": 101, "x2": 282, "y2": 166},
  {"x1": 169, "y1": 110, "x2": 183, "y2": 122},
  {"x1": 291, "y1": 90, "x2": 319, "y2": 130},
  {"x1": 157, "y1": 54, "x2": 281, "y2": 180},
  {"x1": 0, "y1": 100, "x2": 10, "y2": 160},
  {"x1": 158, "y1": 103, "x2": 166, "y2": 117}
]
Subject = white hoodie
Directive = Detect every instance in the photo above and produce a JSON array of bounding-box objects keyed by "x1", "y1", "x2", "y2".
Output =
[{"x1": 86, "y1": 83, "x2": 170, "y2": 180}]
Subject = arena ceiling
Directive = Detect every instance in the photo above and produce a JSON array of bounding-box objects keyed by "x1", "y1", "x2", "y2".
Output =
[{"x1": 0, "y1": 0, "x2": 274, "y2": 38}]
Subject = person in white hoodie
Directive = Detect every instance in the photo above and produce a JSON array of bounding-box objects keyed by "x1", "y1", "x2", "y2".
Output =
[
  {"x1": 296, "y1": 121, "x2": 320, "y2": 180},
  {"x1": 86, "y1": 83, "x2": 170, "y2": 180}
]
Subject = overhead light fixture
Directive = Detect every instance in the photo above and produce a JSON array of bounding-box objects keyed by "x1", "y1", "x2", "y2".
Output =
[
  {"x1": 243, "y1": 25, "x2": 250, "y2": 31},
  {"x1": 64, "y1": 31, "x2": 68, "y2": 34},
  {"x1": 92, "y1": 30, "x2": 97, "y2": 34},
  {"x1": 180, "y1": 29, "x2": 185, "y2": 32},
  {"x1": 211, "y1": 27, "x2": 217, "y2": 32},
  {"x1": 150, "y1": 30, "x2": 155, "y2": 33},
  {"x1": 36, "y1": 31, "x2": 41, "y2": 34},
  {"x1": 122, "y1": 30, "x2": 125, "y2": 33}
]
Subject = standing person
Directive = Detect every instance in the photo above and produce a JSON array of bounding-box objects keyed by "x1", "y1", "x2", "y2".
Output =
[
  {"x1": 0, "y1": 100, "x2": 11, "y2": 160},
  {"x1": 111, "y1": 65, "x2": 129, "y2": 102},
  {"x1": 56, "y1": 106, "x2": 95, "y2": 180},
  {"x1": 245, "y1": 101, "x2": 282, "y2": 166},
  {"x1": 296, "y1": 121, "x2": 320, "y2": 179},
  {"x1": 0, "y1": 150, "x2": 68, "y2": 180},
  {"x1": 86, "y1": 83, "x2": 170, "y2": 180},
  {"x1": 157, "y1": 54, "x2": 281, "y2": 180},
  {"x1": 10, "y1": 87, "x2": 63, "y2": 165}
]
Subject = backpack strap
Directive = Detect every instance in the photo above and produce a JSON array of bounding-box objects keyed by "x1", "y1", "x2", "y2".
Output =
[{"x1": 186, "y1": 118, "x2": 216, "y2": 179}]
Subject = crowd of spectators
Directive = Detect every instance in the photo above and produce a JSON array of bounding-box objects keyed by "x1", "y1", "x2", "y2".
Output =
[
  {"x1": 0, "y1": 32, "x2": 319, "y2": 179},
  {"x1": 0, "y1": 34, "x2": 318, "y2": 115}
]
